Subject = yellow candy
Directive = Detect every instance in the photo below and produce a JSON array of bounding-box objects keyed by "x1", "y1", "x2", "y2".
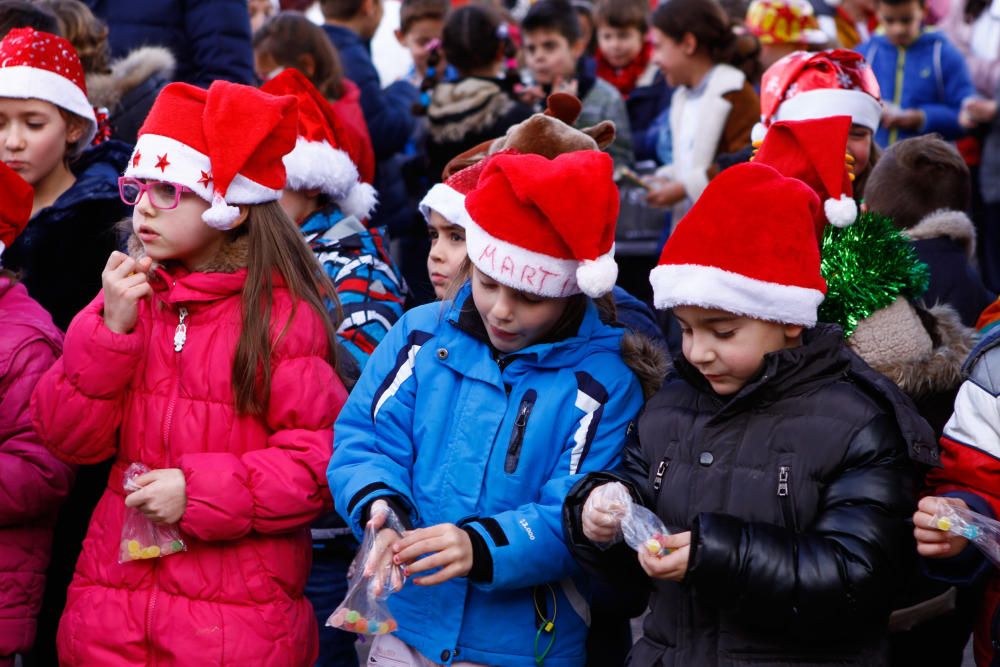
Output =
[
  {"x1": 128, "y1": 540, "x2": 142, "y2": 554},
  {"x1": 644, "y1": 538, "x2": 662, "y2": 555},
  {"x1": 142, "y1": 546, "x2": 161, "y2": 559},
  {"x1": 936, "y1": 517, "x2": 952, "y2": 531}
]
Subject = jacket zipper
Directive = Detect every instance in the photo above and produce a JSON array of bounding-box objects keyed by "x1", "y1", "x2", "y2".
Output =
[
  {"x1": 652, "y1": 457, "x2": 670, "y2": 507},
  {"x1": 777, "y1": 464, "x2": 797, "y2": 530},
  {"x1": 505, "y1": 390, "x2": 537, "y2": 473},
  {"x1": 889, "y1": 45, "x2": 907, "y2": 145}
]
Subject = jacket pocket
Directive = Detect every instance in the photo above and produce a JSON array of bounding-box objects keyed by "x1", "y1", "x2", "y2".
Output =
[
  {"x1": 505, "y1": 389, "x2": 537, "y2": 474},
  {"x1": 776, "y1": 455, "x2": 797, "y2": 531}
]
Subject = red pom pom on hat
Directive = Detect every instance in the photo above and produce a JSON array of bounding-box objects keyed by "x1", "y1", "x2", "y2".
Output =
[
  {"x1": 464, "y1": 151, "x2": 619, "y2": 298},
  {"x1": 0, "y1": 161, "x2": 33, "y2": 261},
  {"x1": 649, "y1": 162, "x2": 826, "y2": 325}
]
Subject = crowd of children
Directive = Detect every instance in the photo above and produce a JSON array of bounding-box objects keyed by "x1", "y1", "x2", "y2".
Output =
[{"x1": 3, "y1": 0, "x2": 1000, "y2": 665}]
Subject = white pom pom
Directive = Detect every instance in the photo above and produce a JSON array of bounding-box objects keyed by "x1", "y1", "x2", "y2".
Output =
[
  {"x1": 201, "y1": 194, "x2": 242, "y2": 230},
  {"x1": 750, "y1": 122, "x2": 767, "y2": 144},
  {"x1": 576, "y1": 252, "x2": 618, "y2": 298},
  {"x1": 338, "y1": 182, "x2": 379, "y2": 221},
  {"x1": 825, "y1": 195, "x2": 858, "y2": 228}
]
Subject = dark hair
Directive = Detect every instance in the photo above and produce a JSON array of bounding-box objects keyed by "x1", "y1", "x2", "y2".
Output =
[
  {"x1": 522, "y1": 0, "x2": 582, "y2": 44},
  {"x1": 875, "y1": 0, "x2": 925, "y2": 7},
  {"x1": 864, "y1": 135, "x2": 969, "y2": 229},
  {"x1": 594, "y1": 0, "x2": 649, "y2": 34},
  {"x1": 0, "y1": 0, "x2": 59, "y2": 38},
  {"x1": 253, "y1": 12, "x2": 345, "y2": 100},
  {"x1": 399, "y1": 0, "x2": 448, "y2": 34},
  {"x1": 443, "y1": 4, "x2": 506, "y2": 73},
  {"x1": 36, "y1": 0, "x2": 110, "y2": 74},
  {"x1": 966, "y1": 0, "x2": 988, "y2": 21},
  {"x1": 319, "y1": 0, "x2": 367, "y2": 20},
  {"x1": 652, "y1": 0, "x2": 738, "y2": 64}
]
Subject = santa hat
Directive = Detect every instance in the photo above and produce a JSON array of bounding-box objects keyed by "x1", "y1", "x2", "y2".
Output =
[
  {"x1": 752, "y1": 116, "x2": 857, "y2": 229},
  {"x1": 0, "y1": 161, "x2": 33, "y2": 262},
  {"x1": 125, "y1": 80, "x2": 298, "y2": 230},
  {"x1": 0, "y1": 28, "x2": 98, "y2": 153},
  {"x1": 419, "y1": 154, "x2": 504, "y2": 228},
  {"x1": 746, "y1": 0, "x2": 827, "y2": 46},
  {"x1": 464, "y1": 151, "x2": 619, "y2": 298},
  {"x1": 259, "y1": 69, "x2": 377, "y2": 220},
  {"x1": 753, "y1": 49, "x2": 881, "y2": 142},
  {"x1": 649, "y1": 162, "x2": 826, "y2": 325}
]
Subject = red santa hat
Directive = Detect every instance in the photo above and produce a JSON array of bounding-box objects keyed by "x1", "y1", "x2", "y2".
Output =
[
  {"x1": 0, "y1": 161, "x2": 32, "y2": 261},
  {"x1": 125, "y1": 80, "x2": 299, "y2": 230},
  {"x1": 259, "y1": 69, "x2": 377, "y2": 220},
  {"x1": 753, "y1": 49, "x2": 881, "y2": 142},
  {"x1": 752, "y1": 115, "x2": 857, "y2": 229},
  {"x1": 0, "y1": 28, "x2": 98, "y2": 153},
  {"x1": 464, "y1": 151, "x2": 619, "y2": 298},
  {"x1": 419, "y1": 155, "x2": 501, "y2": 228},
  {"x1": 649, "y1": 162, "x2": 826, "y2": 325}
]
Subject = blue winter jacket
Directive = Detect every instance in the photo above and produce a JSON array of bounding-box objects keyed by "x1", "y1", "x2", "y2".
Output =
[
  {"x1": 82, "y1": 0, "x2": 254, "y2": 87},
  {"x1": 858, "y1": 29, "x2": 975, "y2": 146},
  {"x1": 328, "y1": 284, "x2": 645, "y2": 666}
]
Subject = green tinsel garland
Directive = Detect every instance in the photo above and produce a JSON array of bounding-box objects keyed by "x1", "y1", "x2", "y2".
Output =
[{"x1": 819, "y1": 211, "x2": 930, "y2": 336}]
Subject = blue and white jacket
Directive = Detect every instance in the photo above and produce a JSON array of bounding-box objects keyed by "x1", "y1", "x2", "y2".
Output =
[{"x1": 328, "y1": 283, "x2": 645, "y2": 667}]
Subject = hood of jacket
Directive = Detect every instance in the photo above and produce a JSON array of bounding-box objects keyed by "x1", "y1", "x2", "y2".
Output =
[
  {"x1": 42, "y1": 139, "x2": 132, "y2": 220},
  {"x1": 902, "y1": 208, "x2": 977, "y2": 259},
  {"x1": 87, "y1": 46, "x2": 176, "y2": 111},
  {"x1": 427, "y1": 77, "x2": 517, "y2": 142}
]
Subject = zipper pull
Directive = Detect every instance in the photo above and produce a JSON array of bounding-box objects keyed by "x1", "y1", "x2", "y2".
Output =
[
  {"x1": 514, "y1": 401, "x2": 531, "y2": 427},
  {"x1": 173, "y1": 307, "x2": 188, "y2": 352},
  {"x1": 777, "y1": 465, "x2": 790, "y2": 497},
  {"x1": 652, "y1": 459, "x2": 668, "y2": 492}
]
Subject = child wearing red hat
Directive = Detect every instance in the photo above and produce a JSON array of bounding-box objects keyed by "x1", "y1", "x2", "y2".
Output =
[
  {"x1": 565, "y1": 160, "x2": 938, "y2": 666},
  {"x1": 329, "y1": 150, "x2": 651, "y2": 667},
  {"x1": 31, "y1": 80, "x2": 348, "y2": 664}
]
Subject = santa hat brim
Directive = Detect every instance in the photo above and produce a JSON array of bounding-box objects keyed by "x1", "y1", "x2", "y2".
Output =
[
  {"x1": 283, "y1": 137, "x2": 377, "y2": 219},
  {"x1": 775, "y1": 88, "x2": 881, "y2": 133},
  {"x1": 650, "y1": 263, "x2": 824, "y2": 326},
  {"x1": 0, "y1": 66, "x2": 97, "y2": 153},
  {"x1": 419, "y1": 183, "x2": 473, "y2": 228}
]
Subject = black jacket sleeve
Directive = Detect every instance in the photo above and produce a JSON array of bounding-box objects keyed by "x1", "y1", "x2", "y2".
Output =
[{"x1": 686, "y1": 413, "x2": 916, "y2": 637}]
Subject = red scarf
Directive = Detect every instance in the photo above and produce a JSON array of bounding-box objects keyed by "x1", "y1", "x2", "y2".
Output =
[{"x1": 596, "y1": 42, "x2": 652, "y2": 99}]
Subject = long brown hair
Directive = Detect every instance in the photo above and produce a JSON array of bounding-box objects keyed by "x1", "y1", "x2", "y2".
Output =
[
  {"x1": 233, "y1": 201, "x2": 342, "y2": 415},
  {"x1": 652, "y1": 0, "x2": 741, "y2": 66},
  {"x1": 253, "y1": 12, "x2": 346, "y2": 100}
]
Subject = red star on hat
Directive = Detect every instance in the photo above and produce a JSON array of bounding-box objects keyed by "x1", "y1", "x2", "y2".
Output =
[
  {"x1": 132, "y1": 150, "x2": 141, "y2": 168},
  {"x1": 198, "y1": 170, "x2": 212, "y2": 186},
  {"x1": 155, "y1": 153, "x2": 170, "y2": 173}
]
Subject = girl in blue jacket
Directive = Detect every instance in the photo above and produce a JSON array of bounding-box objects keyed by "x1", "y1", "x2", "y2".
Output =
[{"x1": 328, "y1": 150, "x2": 651, "y2": 667}]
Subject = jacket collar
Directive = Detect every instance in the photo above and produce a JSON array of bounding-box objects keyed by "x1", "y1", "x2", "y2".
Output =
[{"x1": 33, "y1": 139, "x2": 131, "y2": 221}]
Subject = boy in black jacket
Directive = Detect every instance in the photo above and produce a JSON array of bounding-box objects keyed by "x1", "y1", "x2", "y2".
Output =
[{"x1": 564, "y1": 161, "x2": 938, "y2": 666}]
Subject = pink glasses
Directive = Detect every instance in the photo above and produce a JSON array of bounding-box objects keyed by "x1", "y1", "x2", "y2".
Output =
[{"x1": 118, "y1": 177, "x2": 194, "y2": 210}]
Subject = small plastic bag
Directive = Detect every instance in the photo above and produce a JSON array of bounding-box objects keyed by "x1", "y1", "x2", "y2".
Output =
[
  {"x1": 931, "y1": 502, "x2": 1000, "y2": 568},
  {"x1": 326, "y1": 504, "x2": 407, "y2": 635},
  {"x1": 118, "y1": 463, "x2": 186, "y2": 563},
  {"x1": 587, "y1": 482, "x2": 672, "y2": 556}
]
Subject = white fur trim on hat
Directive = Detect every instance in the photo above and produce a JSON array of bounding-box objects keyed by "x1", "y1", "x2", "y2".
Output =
[
  {"x1": 339, "y1": 181, "x2": 378, "y2": 220},
  {"x1": 775, "y1": 88, "x2": 881, "y2": 132},
  {"x1": 466, "y1": 217, "x2": 581, "y2": 297},
  {"x1": 282, "y1": 137, "x2": 378, "y2": 219},
  {"x1": 825, "y1": 194, "x2": 858, "y2": 227},
  {"x1": 419, "y1": 183, "x2": 473, "y2": 228},
  {"x1": 649, "y1": 263, "x2": 825, "y2": 326},
  {"x1": 576, "y1": 251, "x2": 618, "y2": 298},
  {"x1": 0, "y1": 66, "x2": 97, "y2": 152},
  {"x1": 125, "y1": 134, "x2": 281, "y2": 207}
]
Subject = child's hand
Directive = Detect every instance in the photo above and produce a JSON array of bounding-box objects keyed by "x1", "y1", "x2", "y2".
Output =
[
  {"x1": 514, "y1": 83, "x2": 546, "y2": 106},
  {"x1": 914, "y1": 496, "x2": 970, "y2": 558},
  {"x1": 391, "y1": 523, "x2": 472, "y2": 586},
  {"x1": 551, "y1": 74, "x2": 578, "y2": 97},
  {"x1": 645, "y1": 180, "x2": 687, "y2": 208},
  {"x1": 637, "y1": 531, "x2": 691, "y2": 581},
  {"x1": 881, "y1": 107, "x2": 925, "y2": 131},
  {"x1": 582, "y1": 482, "x2": 628, "y2": 543},
  {"x1": 364, "y1": 500, "x2": 405, "y2": 596},
  {"x1": 124, "y1": 468, "x2": 187, "y2": 524},
  {"x1": 102, "y1": 251, "x2": 153, "y2": 334}
]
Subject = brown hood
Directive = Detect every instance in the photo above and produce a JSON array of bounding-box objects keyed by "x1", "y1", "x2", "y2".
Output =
[
  {"x1": 902, "y1": 209, "x2": 977, "y2": 259},
  {"x1": 621, "y1": 331, "x2": 669, "y2": 400},
  {"x1": 87, "y1": 46, "x2": 176, "y2": 110}
]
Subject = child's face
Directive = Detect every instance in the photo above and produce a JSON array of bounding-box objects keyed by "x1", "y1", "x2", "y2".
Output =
[
  {"x1": 523, "y1": 28, "x2": 583, "y2": 85},
  {"x1": 673, "y1": 305, "x2": 803, "y2": 395},
  {"x1": 254, "y1": 47, "x2": 282, "y2": 82},
  {"x1": 471, "y1": 266, "x2": 569, "y2": 353},
  {"x1": 395, "y1": 18, "x2": 444, "y2": 75},
  {"x1": 649, "y1": 27, "x2": 691, "y2": 88},
  {"x1": 0, "y1": 98, "x2": 80, "y2": 188},
  {"x1": 877, "y1": 0, "x2": 924, "y2": 48},
  {"x1": 248, "y1": 0, "x2": 275, "y2": 34},
  {"x1": 847, "y1": 124, "x2": 873, "y2": 177},
  {"x1": 596, "y1": 24, "x2": 645, "y2": 69},
  {"x1": 132, "y1": 181, "x2": 227, "y2": 271},
  {"x1": 426, "y1": 210, "x2": 467, "y2": 299}
]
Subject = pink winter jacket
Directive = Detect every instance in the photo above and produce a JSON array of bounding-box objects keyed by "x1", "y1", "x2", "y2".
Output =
[
  {"x1": 31, "y1": 261, "x2": 347, "y2": 665},
  {"x1": 0, "y1": 277, "x2": 71, "y2": 660}
]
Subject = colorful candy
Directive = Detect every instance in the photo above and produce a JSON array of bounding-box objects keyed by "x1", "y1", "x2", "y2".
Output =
[
  {"x1": 328, "y1": 607, "x2": 397, "y2": 635},
  {"x1": 642, "y1": 534, "x2": 672, "y2": 557},
  {"x1": 119, "y1": 538, "x2": 183, "y2": 562}
]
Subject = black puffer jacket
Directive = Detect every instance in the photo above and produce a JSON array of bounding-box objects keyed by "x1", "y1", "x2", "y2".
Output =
[{"x1": 565, "y1": 325, "x2": 938, "y2": 667}]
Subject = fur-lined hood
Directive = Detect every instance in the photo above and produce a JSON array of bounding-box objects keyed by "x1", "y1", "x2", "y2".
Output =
[
  {"x1": 427, "y1": 78, "x2": 517, "y2": 143},
  {"x1": 902, "y1": 209, "x2": 977, "y2": 259},
  {"x1": 87, "y1": 46, "x2": 176, "y2": 111},
  {"x1": 621, "y1": 331, "x2": 669, "y2": 400}
]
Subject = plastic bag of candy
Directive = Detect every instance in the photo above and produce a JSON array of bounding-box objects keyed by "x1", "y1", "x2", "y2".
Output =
[
  {"x1": 326, "y1": 502, "x2": 406, "y2": 635},
  {"x1": 119, "y1": 463, "x2": 186, "y2": 563},
  {"x1": 586, "y1": 482, "x2": 672, "y2": 556},
  {"x1": 931, "y1": 501, "x2": 1000, "y2": 568}
]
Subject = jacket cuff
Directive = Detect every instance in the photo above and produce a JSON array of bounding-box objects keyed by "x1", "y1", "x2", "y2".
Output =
[
  {"x1": 361, "y1": 496, "x2": 414, "y2": 531},
  {"x1": 688, "y1": 512, "x2": 744, "y2": 592},
  {"x1": 462, "y1": 525, "x2": 494, "y2": 583}
]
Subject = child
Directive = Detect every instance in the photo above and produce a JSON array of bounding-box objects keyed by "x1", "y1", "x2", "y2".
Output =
[
  {"x1": 30, "y1": 81, "x2": 348, "y2": 664},
  {"x1": 858, "y1": 0, "x2": 975, "y2": 146},
  {"x1": 865, "y1": 134, "x2": 995, "y2": 328},
  {"x1": 642, "y1": 0, "x2": 759, "y2": 219},
  {"x1": 566, "y1": 160, "x2": 937, "y2": 665},
  {"x1": 328, "y1": 150, "x2": 649, "y2": 667},
  {"x1": 522, "y1": 0, "x2": 635, "y2": 168},
  {"x1": 395, "y1": 0, "x2": 448, "y2": 88},
  {"x1": 0, "y1": 27, "x2": 130, "y2": 331},
  {"x1": 248, "y1": 0, "x2": 278, "y2": 33},
  {"x1": 418, "y1": 157, "x2": 482, "y2": 299},
  {"x1": 0, "y1": 161, "x2": 73, "y2": 667},
  {"x1": 424, "y1": 4, "x2": 533, "y2": 185},
  {"x1": 745, "y1": 0, "x2": 829, "y2": 68}
]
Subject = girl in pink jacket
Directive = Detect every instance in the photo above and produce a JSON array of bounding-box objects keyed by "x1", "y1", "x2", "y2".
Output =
[
  {"x1": 0, "y1": 162, "x2": 72, "y2": 665},
  {"x1": 31, "y1": 81, "x2": 348, "y2": 664}
]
